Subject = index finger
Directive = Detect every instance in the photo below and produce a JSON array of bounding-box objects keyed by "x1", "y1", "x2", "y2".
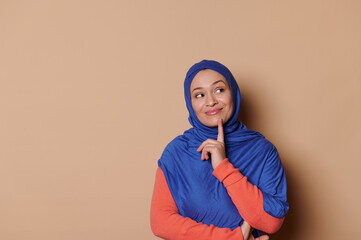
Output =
[{"x1": 217, "y1": 118, "x2": 224, "y2": 143}]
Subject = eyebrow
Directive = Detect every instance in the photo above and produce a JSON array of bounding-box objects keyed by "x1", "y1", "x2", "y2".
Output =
[{"x1": 191, "y1": 80, "x2": 226, "y2": 93}]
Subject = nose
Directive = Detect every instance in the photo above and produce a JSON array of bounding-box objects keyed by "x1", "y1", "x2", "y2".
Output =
[{"x1": 206, "y1": 94, "x2": 217, "y2": 107}]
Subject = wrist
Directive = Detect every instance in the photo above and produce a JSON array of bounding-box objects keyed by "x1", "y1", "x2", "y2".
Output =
[{"x1": 212, "y1": 158, "x2": 228, "y2": 170}]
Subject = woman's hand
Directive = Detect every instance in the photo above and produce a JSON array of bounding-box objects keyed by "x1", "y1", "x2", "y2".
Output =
[
  {"x1": 241, "y1": 221, "x2": 252, "y2": 240},
  {"x1": 241, "y1": 221, "x2": 270, "y2": 240},
  {"x1": 197, "y1": 119, "x2": 226, "y2": 169}
]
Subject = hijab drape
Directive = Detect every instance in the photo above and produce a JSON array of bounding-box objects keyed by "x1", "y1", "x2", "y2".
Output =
[{"x1": 158, "y1": 60, "x2": 289, "y2": 237}]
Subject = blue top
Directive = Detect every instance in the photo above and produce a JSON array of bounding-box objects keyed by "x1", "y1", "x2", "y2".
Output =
[{"x1": 158, "y1": 60, "x2": 289, "y2": 237}]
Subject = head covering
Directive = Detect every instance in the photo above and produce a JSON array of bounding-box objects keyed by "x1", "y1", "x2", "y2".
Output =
[
  {"x1": 184, "y1": 59, "x2": 241, "y2": 135},
  {"x1": 158, "y1": 60, "x2": 289, "y2": 238},
  {"x1": 182, "y1": 59, "x2": 261, "y2": 147}
]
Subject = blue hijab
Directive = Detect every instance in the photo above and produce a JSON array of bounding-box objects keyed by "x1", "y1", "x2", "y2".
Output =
[{"x1": 158, "y1": 60, "x2": 289, "y2": 237}]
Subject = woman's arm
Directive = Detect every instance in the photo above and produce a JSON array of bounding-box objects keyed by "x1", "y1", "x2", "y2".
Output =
[
  {"x1": 151, "y1": 167, "x2": 246, "y2": 240},
  {"x1": 198, "y1": 120, "x2": 288, "y2": 234},
  {"x1": 212, "y1": 158, "x2": 285, "y2": 234}
]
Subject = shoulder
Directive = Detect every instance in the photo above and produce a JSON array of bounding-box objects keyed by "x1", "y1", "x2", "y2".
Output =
[
  {"x1": 246, "y1": 132, "x2": 279, "y2": 160},
  {"x1": 260, "y1": 138, "x2": 279, "y2": 158},
  {"x1": 244, "y1": 128, "x2": 276, "y2": 151},
  {"x1": 253, "y1": 137, "x2": 282, "y2": 168},
  {"x1": 259, "y1": 137, "x2": 277, "y2": 151},
  {"x1": 163, "y1": 135, "x2": 188, "y2": 152},
  {"x1": 158, "y1": 134, "x2": 188, "y2": 165}
]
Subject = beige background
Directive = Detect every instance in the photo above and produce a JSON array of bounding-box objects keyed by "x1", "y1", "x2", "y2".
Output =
[{"x1": 1, "y1": 0, "x2": 360, "y2": 239}]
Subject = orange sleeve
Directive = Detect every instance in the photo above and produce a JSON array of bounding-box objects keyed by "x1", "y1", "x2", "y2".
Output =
[
  {"x1": 212, "y1": 159, "x2": 284, "y2": 234},
  {"x1": 150, "y1": 167, "x2": 244, "y2": 240}
]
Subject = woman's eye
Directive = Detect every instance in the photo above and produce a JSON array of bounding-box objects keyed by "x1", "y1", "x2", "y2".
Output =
[
  {"x1": 195, "y1": 93, "x2": 204, "y2": 98},
  {"x1": 215, "y1": 88, "x2": 224, "y2": 93}
]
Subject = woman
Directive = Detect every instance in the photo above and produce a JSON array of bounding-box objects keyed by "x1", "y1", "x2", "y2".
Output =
[{"x1": 151, "y1": 60, "x2": 289, "y2": 239}]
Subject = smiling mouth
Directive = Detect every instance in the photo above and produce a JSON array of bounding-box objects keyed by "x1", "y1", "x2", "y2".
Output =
[{"x1": 205, "y1": 108, "x2": 222, "y2": 116}]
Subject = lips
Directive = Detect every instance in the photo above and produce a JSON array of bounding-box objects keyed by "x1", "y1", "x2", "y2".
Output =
[{"x1": 205, "y1": 108, "x2": 222, "y2": 116}]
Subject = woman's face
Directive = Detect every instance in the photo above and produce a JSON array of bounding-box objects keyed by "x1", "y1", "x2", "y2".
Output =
[{"x1": 190, "y1": 69, "x2": 233, "y2": 127}]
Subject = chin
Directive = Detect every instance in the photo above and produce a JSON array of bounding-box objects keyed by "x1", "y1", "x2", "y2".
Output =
[
  {"x1": 199, "y1": 114, "x2": 230, "y2": 127},
  {"x1": 202, "y1": 119, "x2": 219, "y2": 128}
]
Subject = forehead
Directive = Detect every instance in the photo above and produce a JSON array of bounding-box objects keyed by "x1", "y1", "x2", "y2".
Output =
[{"x1": 190, "y1": 69, "x2": 228, "y2": 89}]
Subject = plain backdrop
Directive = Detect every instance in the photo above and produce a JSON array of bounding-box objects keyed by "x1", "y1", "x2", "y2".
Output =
[{"x1": 1, "y1": 1, "x2": 360, "y2": 239}]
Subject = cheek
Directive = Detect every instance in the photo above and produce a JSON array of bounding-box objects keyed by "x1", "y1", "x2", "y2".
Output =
[
  {"x1": 191, "y1": 100, "x2": 203, "y2": 115},
  {"x1": 228, "y1": 98, "x2": 233, "y2": 110},
  {"x1": 224, "y1": 96, "x2": 233, "y2": 115}
]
